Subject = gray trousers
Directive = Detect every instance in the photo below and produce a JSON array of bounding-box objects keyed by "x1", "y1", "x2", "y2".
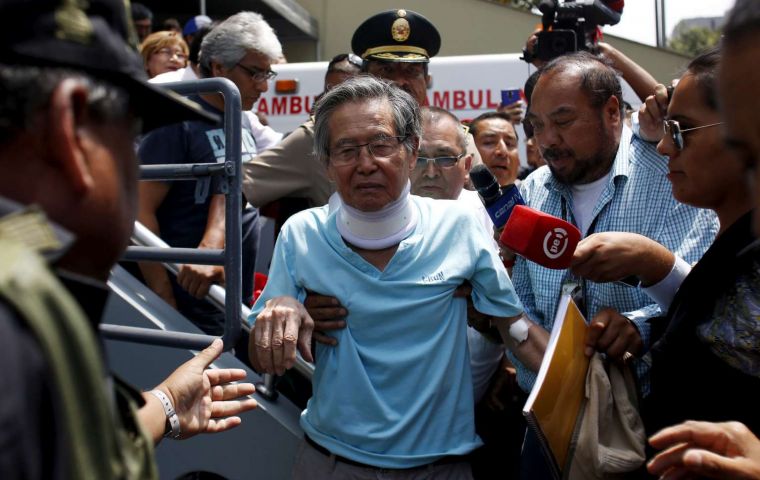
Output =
[{"x1": 291, "y1": 439, "x2": 474, "y2": 480}]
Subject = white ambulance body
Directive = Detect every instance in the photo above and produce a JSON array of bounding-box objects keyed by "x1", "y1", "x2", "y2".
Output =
[
  {"x1": 257, "y1": 53, "x2": 537, "y2": 134},
  {"x1": 256, "y1": 52, "x2": 640, "y2": 164}
]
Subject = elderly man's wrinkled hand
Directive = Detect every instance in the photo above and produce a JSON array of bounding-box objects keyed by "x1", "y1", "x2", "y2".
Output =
[{"x1": 251, "y1": 296, "x2": 314, "y2": 375}]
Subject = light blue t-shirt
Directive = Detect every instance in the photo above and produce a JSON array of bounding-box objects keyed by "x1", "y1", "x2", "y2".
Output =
[{"x1": 249, "y1": 195, "x2": 523, "y2": 468}]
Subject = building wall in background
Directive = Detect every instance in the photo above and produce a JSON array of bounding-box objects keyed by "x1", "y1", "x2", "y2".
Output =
[{"x1": 292, "y1": 0, "x2": 691, "y2": 83}]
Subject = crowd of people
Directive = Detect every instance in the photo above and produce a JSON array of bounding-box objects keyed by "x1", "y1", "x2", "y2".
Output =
[{"x1": 1, "y1": 0, "x2": 759, "y2": 479}]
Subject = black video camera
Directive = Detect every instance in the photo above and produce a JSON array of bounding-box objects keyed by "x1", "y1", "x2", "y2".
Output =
[{"x1": 523, "y1": 0, "x2": 622, "y2": 63}]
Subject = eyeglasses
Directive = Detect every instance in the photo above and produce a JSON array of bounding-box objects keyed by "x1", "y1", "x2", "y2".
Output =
[
  {"x1": 236, "y1": 63, "x2": 277, "y2": 82},
  {"x1": 416, "y1": 153, "x2": 465, "y2": 169},
  {"x1": 156, "y1": 48, "x2": 187, "y2": 61},
  {"x1": 328, "y1": 135, "x2": 407, "y2": 166},
  {"x1": 663, "y1": 119, "x2": 723, "y2": 151}
]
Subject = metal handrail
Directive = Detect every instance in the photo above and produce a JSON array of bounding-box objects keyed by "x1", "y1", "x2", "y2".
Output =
[
  {"x1": 125, "y1": 223, "x2": 315, "y2": 380},
  {"x1": 102, "y1": 78, "x2": 241, "y2": 351},
  {"x1": 100, "y1": 77, "x2": 315, "y2": 381}
]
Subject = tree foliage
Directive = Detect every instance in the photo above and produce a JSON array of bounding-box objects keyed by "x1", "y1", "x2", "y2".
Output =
[{"x1": 669, "y1": 26, "x2": 721, "y2": 57}]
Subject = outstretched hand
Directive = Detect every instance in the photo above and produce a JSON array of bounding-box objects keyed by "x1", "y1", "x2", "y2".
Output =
[
  {"x1": 250, "y1": 296, "x2": 314, "y2": 375},
  {"x1": 571, "y1": 232, "x2": 674, "y2": 286},
  {"x1": 158, "y1": 339, "x2": 257, "y2": 439}
]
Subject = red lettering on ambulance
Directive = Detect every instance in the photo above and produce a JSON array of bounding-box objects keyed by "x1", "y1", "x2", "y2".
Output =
[
  {"x1": 291, "y1": 96, "x2": 302, "y2": 114},
  {"x1": 432, "y1": 91, "x2": 450, "y2": 109},
  {"x1": 453, "y1": 90, "x2": 466, "y2": 110},
  {"x1": 257, "y1": 98, "x2": 268, "y2": 115},
  {"x1": 469, "y1": 90, "x2": 484, "y2": 109},
  {"x1": 272, "y1": 97, "x2": 287, "y2": 115}
]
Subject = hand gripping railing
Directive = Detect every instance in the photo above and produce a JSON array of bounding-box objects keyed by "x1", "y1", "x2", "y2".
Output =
[{"x1": 101, "y1": 78, "x2": 242, "y2": 352}]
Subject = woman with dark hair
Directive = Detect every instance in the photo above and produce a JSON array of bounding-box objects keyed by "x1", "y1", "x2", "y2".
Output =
[
  {"x1": 643, "y1": 46, "x2": 759, "y2": 438},
  {"x1": 571, "y1": 45, "x2": 759, "y2": 438}
]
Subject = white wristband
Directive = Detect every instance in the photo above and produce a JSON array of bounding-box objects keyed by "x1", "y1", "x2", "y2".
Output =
[
  {"x1": 508, "y1": 317, "x2": 530, "y2": 344},
  {"x1": 148, "y1": 389, "x2": 181, "y2": 439}
]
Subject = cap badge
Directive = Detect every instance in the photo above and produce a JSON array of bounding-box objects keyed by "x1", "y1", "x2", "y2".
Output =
[
  {"x1": 54, "y1": 0, "x2": 93, "y2": 44},
  {"x1": 391, "y1": 17, "x2": 410, "y2": 42}
]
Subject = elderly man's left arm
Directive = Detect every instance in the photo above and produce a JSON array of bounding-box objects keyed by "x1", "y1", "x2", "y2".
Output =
[
  {"x1": 466, "y1": 217, "x2": 550, "y2": 373},
  {"x1": 246, "y1": 222, "x2": 315, "y2": 375}
]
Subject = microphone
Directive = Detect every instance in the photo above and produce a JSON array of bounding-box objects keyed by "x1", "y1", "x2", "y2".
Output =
[
  {"x1": 469, "y1": 164, "x2": 525, "y2": 228},
  {"x1": 499, "y1": 205, "x2": 581, "y2": 269}
]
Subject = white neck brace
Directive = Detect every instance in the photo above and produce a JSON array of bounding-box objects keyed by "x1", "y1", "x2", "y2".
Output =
[{"x1": 332, "y1": 181, "x2": 418, "y2": 250}]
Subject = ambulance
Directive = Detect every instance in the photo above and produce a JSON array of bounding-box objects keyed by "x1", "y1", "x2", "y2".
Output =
[{"x1": 257, "y1": 53, "x2": 537, "y2": 134}]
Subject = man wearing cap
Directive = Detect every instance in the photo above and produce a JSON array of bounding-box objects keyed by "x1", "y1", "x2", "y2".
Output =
[
  {"x1": 183, "y1": 14, "x2": 212, "y2": 47},
  {"x1": 0, "y1": 0, "x2": 257, "y2": 478},
  {"x1": 137, "y1": 12, "x2": 282, "y2": 334},
  {"x1": 242, "y1": 8, "x2": 481, "y2": 213}
]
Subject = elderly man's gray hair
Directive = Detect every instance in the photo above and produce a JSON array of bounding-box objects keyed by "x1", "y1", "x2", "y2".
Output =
[
  {"x1": 199, "y1": 11, "x2": 282, "y2": 78},
  {"x1": 313, "y1": 75, "x2": 422, "y2": 165}
]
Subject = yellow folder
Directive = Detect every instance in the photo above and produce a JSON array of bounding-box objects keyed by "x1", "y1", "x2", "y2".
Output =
[{"x1": 523, "y1": 294, "x2": 590, "y2": 478}]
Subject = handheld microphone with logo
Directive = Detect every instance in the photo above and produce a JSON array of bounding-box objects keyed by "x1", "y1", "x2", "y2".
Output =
[
  {"x1": 499, "y1": 205, "x2": 581, "y2": 269},
  {"x1": 469, "y1": 164, "x2": 525, "y2": 228}
]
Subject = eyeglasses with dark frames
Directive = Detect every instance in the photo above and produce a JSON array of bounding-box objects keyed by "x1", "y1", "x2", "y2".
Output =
[
  {"x1": 328, "y1": 135, "x2": 408, "y2": 166},
  {"x1": 663, "y1": 119, "x2": 723, "y2": 151},
  {"x1": 236, "y1": 63, "x2": 277, "y2": 82}
]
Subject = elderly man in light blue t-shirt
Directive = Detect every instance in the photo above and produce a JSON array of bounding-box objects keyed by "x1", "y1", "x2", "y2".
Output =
[{"x1": 248, "y1": 76, "x2": 549, "y2": 479}]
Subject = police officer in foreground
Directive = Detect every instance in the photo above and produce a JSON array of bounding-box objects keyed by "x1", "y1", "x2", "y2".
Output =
[
  {"x1": 242, "y1": 8, "x2": 481, "y2": 214},
  {"x1": 0, "y1": 0, "x2": 256, "y2": 477}
]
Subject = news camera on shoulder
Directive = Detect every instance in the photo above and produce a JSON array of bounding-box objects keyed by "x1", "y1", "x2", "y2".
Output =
[{"x1": 523, "y1": 0, "x2": 623, "y2": 63}]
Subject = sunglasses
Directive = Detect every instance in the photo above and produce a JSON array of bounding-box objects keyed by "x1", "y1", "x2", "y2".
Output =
[{"x1": 663, "y1": 119, "x2": 723, "y2": 151}]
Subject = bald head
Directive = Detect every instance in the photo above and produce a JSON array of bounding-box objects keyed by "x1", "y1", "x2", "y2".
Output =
[
  {"x1": 527, "y1": 52, "x2": 624, "y2": 185},
  {"x1": 535, "y1": 51, "x2": 624, "y2": 118}
]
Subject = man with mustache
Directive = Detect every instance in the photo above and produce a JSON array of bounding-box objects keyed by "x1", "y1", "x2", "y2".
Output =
[
  {"x1": 512, "y1": 51, "x2": 718, "y2": 479},
  {"x1": 470, "y1": 112, "x2": 522, "y2": 188}
]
